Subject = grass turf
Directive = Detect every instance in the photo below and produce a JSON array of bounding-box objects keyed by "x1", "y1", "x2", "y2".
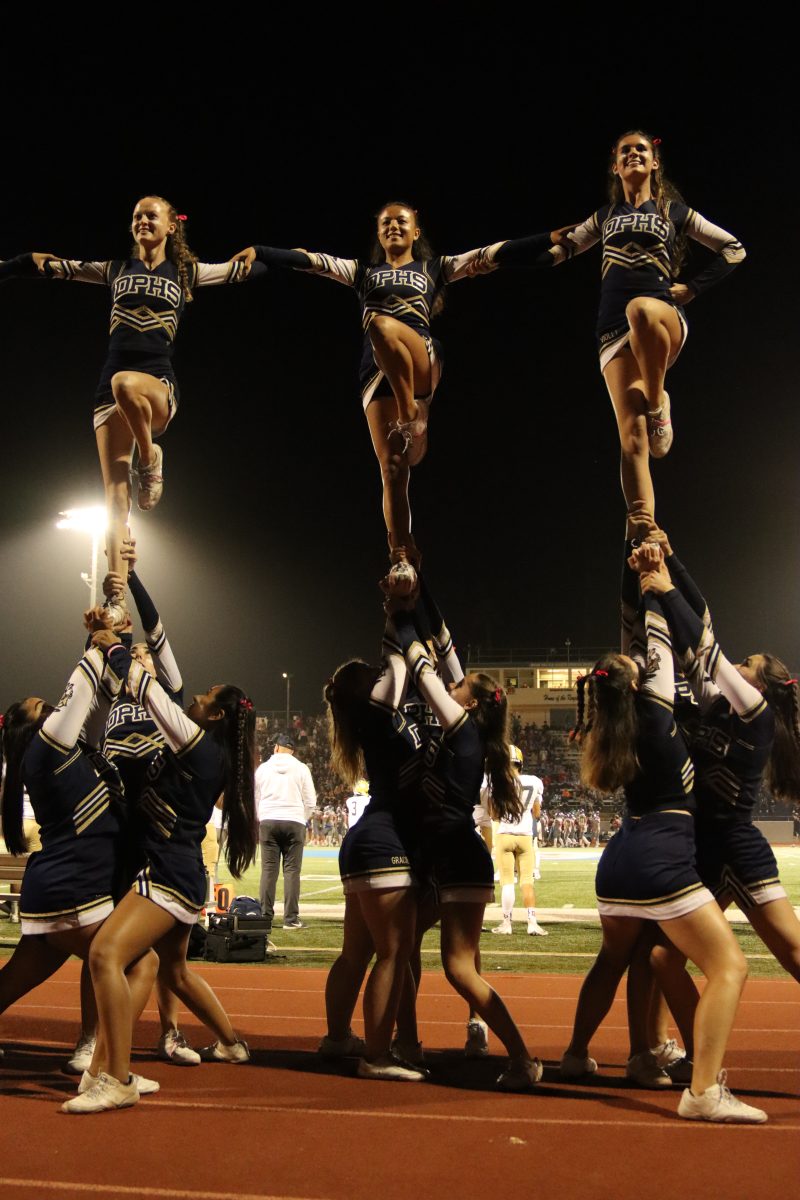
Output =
[{"x1": 2, "y1": 847, "x2": 798, "y2": 978}]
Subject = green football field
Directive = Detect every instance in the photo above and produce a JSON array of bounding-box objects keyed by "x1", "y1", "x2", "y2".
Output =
[
  {"x1": 219, "y1": 844, "x2": 800, "y2": 912},
  {"x1": 3, "y1": 846, "x2": 799, "y2": 977},
  {"x1": 207, "y1": 844, "x2": 800, "y2": 978}
]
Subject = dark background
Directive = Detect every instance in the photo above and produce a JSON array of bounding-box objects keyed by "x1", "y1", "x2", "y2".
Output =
[{"x1": 1, "y1": 23, "x2": 795, "y2": 713}]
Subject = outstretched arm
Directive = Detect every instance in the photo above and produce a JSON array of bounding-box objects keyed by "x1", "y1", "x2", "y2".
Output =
[{"x1": 126, "y1": 570, "x2": 183, "y2": 694}]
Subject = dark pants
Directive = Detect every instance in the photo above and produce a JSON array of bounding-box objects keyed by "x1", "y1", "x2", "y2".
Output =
[{"x1": 259, "y1": 820, "x2": 306, "y2": 927}]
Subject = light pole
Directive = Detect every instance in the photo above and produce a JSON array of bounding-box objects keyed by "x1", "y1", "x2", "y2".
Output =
[
  {"x1": 56, "y1": 506, "x2": 108, "y2": 609},
  {"x1": 282, "y1": 672, "x2": 293, "y2": 728},
  {"x1": 565, "y1": 638, "x2": 572, "y2": 685}
]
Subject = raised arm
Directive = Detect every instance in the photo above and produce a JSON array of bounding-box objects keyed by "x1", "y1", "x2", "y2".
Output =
[
  {"x1": 370, "y1": 614, "x2": 409, "y2": 711},
  {"x1": 392, "y1": 610, "x2": 464, "y2": 731},
  {"x1": 104, "y1": 643, "x2": 204, "y2": 754},
  {"x1": 126, "y1": 570, "x2": 183, "y2": 694},
  {"x1": 40, "y1": 646, "x2": 122, "y2": 754},
  {"x1": 417, "y1": 575, "x2": 464, "y2": 685}
]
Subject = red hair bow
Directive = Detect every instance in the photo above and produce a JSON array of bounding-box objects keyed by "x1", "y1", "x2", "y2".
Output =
[
  {"x1": 785, "y1": 679, "x2": 797, "y2": 686},
  {"x1": 652, "y1": 137, "x2": 662, "y2": 146},
  {"x1": 239, "y1": 698, "x2": 254, "y2": 711},
  {"x1": 177, "y1": 214, "x2": 188, "y2": 221},
  {"x1": 494, "y1": 688, "x2": 502, "y2": 703},
  {"x1": 0, "y1": 713, "x2": 5, "y2": 728},
  {"x1": 594, "y1": 669, "x2": 609, "y2": 677}
]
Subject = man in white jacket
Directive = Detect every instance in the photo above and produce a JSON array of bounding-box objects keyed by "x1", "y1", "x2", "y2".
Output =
[{"x1": 255, "y1": 734, "x2": 317, "y2": 932}]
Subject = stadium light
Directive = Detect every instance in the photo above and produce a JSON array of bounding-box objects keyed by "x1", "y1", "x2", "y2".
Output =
[
  {"x1": 282, "y1": 672, "x2": 293, "y2": 728},
  {"x1": 56, "y1": 506, "x2": 107, "y2": 609}
]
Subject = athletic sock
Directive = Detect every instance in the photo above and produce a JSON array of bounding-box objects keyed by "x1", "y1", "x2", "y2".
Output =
[{"x1": 501, "y1": 884, "x2": 515, "y2": 920}]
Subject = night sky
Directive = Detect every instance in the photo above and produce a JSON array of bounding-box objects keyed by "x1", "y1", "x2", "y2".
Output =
[{"x1": 1, "y1": 34, "x2": 795, "y2": 714}]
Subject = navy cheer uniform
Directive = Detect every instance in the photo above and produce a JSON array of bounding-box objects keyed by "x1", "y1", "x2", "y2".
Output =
[
  {"x1": 551, "y1": 202, "x2": 745, "y2": 370},
  {"x1": 19, "y1": 647, "x2": 125, "y2": 935},
  {"x1": 252, "y1": 238, "x2": 548, "y2": 408},
  {"x1": 103, "y1": 644, "x2": 225, "y2": 924},
  {"x1": 1, "y1": 253, "x2": 249, "y2": 428},
  {"x1": 101, "y1": 571, "x2": 184, "y2": 880},
  {"x1": 338, "y1": 620, "x2": 422, "y2": 893},
  {"x1": 658, "y1": 560, "x2": 787, "y2": 911},
  {"x1": 594, "y1": 594, "x2": 713, "y2": 920},
  {"x1": 394, "y1": 607, "x2": 495, "y2": 903}
]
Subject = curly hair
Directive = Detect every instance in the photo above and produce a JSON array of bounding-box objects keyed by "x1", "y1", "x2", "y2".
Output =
[
  {"x1": 370, "y1": 200, "x2": 445, "y2": 318},
  {"x1": 131, "y1": 195, "x2": 198, "y2": 301}
]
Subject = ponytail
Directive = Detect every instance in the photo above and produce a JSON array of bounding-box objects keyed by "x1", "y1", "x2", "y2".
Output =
[
  {"x1": 208, "y1": 686, "x2": 257, "y2": 878},
  {"x1": 757, "y1": 657, "x2": 800, "y2": 801},
  {"x1": 576, "y1": 656, "x2": 639, "y2": 792},
  {"x1": 1, "y1": 703, "x2": 38, "y2": 855},
  {"x1": 469, "y1": 674, "x2": 521, "y2": 822}
]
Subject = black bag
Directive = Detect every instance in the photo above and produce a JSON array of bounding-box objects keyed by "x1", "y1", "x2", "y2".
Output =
[
  {"x1": 208, "y1": 911, "x2": 271, "y2": 934},
  {"x1": 204, "y1": 928, "x2": 269, "y2": 963}
]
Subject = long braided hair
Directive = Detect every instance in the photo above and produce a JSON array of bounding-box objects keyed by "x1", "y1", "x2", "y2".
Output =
[
  {"x1": 573, "y1": 654, "x2": 640, "y2": 792},
  {"x1": 205, "y1": 686, "x2": 257, "y2": 877},
  {"x1": 131, "y1": 195, "x2": 198, "y2": 301},
  {"x1": 607, "y1": 130, "x2": 688, "y2": 274},
  {"x1": 468, "y1": 674, "x2": 521, "y2": 822},
  {"x1": 751, "y1": 655, "x2": 800, "y2": 800},
  {"x1": 0, "y1": 702, "x2": 40, "y2": 855}
]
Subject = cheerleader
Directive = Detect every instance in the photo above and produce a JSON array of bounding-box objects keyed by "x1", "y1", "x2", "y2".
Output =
[
  {"x1": 320, "y1": 608, "x2": 427, "y2": 1082},
  {"x1": 640, "y1": 533, "x2": 800, "y2": 983},
  {"x1": 559, "y1": 546, "x2": 766, "y2": 1123},
  {"x1": 510, "y1": 131, "x2": 744, "y2": 522},
  {"x1": 1, "y1": 196, "x2": 256, "y2": 619},
  {"x1": 233, "y1": 206, "x2": 555, "y2": 591},
  {"x1": 489, "y1": 747, "x2": 547, "y2": 936},
  {"x1": 390, "y1": 593, "x2": 543, "y2": 1090},
  {"x1": 0, "y1": 624, "x2": 159, "y2": 1096},
  {"x1": 62, "y1": 629, "x2": 257, "y2": 1114}
]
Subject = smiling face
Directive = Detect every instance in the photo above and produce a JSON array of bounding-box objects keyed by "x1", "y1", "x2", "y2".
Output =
[
  {"x1": 131, "y1": 196, "x2": 176, "y2": 252},
  {"x1": 611, "y1": 132, "x2": 659, "y2": 186},
  {"x1": 376, "y1": 204, "x2": 419, "y2": 259}
]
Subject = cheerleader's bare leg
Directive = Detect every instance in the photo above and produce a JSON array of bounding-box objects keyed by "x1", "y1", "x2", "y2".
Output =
[
  {"x1": 368, "y1": 316, "x2": 432, "y2": 429},
  {"x1": 110, "y1": 370, "x2": 171, "y2": 478},
  {"x1": 0, "y1": 935, "x2": 69, "y2": 1014},
  {"x1": 87, "y1": 891, "x2": 173, "y2": 1083},
  {"x1": 365, "y1": 397, "x2": 417, "y2": 564},
  {"x1": 603, "y1": 351, "x2": 656, "y2": 519},
  {"x1": 324, "y1": 894, "x2": 374, "y2": 1041},
  {"x1": 564, "y1": 915, "x2": 644, "y2": 1059},
  {"x1": 439, "y1": 902, "x2": 529, "y2": 1060},
  {"x1": 656, "y1": 901, "x2": 747, "y2": 1094},
  {"x1": 625, "y1": 297, "x2": 683, "y2": 416},
  {"x1": 356, "y1": 887, "x2": 417, "y2": 1058},
  {"x1": 741, "y1": 896, "x2": 800, "y2": 983},
  {"x1": 153, "y1": 923, "x2": 241, "y2": 1046},
  {"x1": 96, "y1": 413, "x2": 135, "y2": 580}
]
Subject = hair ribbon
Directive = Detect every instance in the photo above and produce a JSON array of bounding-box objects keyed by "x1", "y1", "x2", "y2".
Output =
[
  {"x1": 494, "y1": 688, "x2": 502, "y2": 703},
  {"x1": 594, "y1": 669, "x2": 609, "y2": 677},
  {"x1": 785, "y1": 679, "x2": 798, "y2": 686},
  {"x1": 177, "y1": 214, "x2": 188, "y2": 221},
  {"x1": 239, "y1": 698, "x2": 254, "y2": 711}
]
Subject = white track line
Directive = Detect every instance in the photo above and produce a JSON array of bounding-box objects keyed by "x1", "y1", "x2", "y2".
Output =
[
  {"x1": 138, "y1": 1099, "x2": 800, "y2": 1130},
  {"x1": 0, "y1": 1182, "x2": 325, "y2": 1200}
]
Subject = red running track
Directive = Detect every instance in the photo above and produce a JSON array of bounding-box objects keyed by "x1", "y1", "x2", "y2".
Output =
[{"x1": 1, "y1": 962, "x2": 798, "y2": 1200}]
